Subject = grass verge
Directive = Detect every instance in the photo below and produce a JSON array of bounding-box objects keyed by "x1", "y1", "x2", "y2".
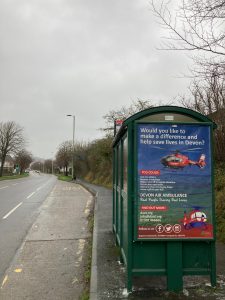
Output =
[
  {"x1": 57, "y1": 175, "x2": 72, "y2": 182},
  {"x1": 0, "y1": 173, "x2": 29, "y2": 181},
  {"x1": 79, "y1": 198, "x2": 94, "y2": 300}
]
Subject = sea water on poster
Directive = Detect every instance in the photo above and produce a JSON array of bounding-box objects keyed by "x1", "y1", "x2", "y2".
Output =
[{"x1": 137, "y1": 123, "x2": 213, "y2": 239}]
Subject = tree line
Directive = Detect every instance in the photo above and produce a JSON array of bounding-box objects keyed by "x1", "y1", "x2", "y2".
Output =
[{"x1": 54, "y1": 100, "x2": 152, "y2": 187}]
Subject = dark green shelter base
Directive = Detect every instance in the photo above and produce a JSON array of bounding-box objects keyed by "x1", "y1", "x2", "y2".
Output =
[
  {"x1": 127, "y1": 276, "x2": 220, "y2": 300},
  {"x1": 123, "y1": 239, "x2": 216, "y2": 292}
]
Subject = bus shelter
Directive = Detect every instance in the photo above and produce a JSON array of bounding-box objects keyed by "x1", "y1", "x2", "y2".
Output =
[{"x1": 112, "y1": 106, "x2": 217, "y2": 292}]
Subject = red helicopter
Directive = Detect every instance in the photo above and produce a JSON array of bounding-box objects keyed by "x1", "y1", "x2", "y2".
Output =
[
  {"x1": 160, "y1": 151, "x2": 206, "y2": 169},
  {"x1": 181, "y1": 206, "x2": 208, "y2": 230}
]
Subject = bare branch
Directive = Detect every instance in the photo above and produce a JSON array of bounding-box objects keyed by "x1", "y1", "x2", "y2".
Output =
[{"x1": 151, "y1": 0, "x2": 225, "y2": 56}]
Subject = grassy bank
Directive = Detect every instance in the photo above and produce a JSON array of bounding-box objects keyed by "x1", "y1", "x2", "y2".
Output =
[
  {"x1": 215, "y1": 163, "x2": 225, "y2": 242},
  {"x1": 84, "y1": 171, "x2": 112, "y2": 189}
]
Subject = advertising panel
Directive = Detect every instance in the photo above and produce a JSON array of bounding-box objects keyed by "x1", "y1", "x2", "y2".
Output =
[{"x1": 137, "y1": 123, "x2": 213, "y2": 239}]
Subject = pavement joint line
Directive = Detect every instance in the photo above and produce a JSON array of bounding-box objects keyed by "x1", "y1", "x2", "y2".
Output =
[{"x1": 2, "y1": 202, "x2": 23, "y2": 220}]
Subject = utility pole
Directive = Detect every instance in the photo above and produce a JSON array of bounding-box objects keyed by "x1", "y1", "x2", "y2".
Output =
[
  {"x1": 51, "y1": 152, "x2": 54, "y2": 175},
  {"x1": 66, "y1": 114, "x2": 75, "y2": 180}
]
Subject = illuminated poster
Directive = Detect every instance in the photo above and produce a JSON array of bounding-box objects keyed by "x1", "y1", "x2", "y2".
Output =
[{"x1": 136, "y1": 124, "x2": 213, "y2": 239}]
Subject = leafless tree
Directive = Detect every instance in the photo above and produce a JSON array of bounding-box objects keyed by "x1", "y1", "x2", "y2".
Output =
[
  {"x1": 151, "y1": 0, "x2": 225, "y2": 160},
  {"x1": 102, "y1": 99, "x2": 153, "y2": 135},
  {"x1": 152, "y1": 0, "x2": 225, "y2": 55},
  {"x1": 31, "y1": 161, "x2": 43, "y2": 172},
  {"x1": 15, "y1": 149, "x2": 33, "y2": 174},
  {"x1": 152, "y1": 0, "x2": 225, "y2": 78},
  {"x1": 0, "y1": 121, "x2": 25, "y2": 176},
  {"x1": 44, "y1": 159, "x2": 55, "y2": 174},
  {"x1": 55, "y1": 141, "x2": 72, "y2": 176},
  {"x1": 179, "y1": 69, "x2": 225, "y2": 160}
]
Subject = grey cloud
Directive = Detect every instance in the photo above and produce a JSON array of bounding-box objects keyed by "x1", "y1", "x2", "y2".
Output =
[{"x1": 0, "y1": 0, "x2": 191, "y2": 158}]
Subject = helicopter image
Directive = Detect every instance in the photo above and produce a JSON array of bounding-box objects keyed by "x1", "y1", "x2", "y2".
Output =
[
  {"x1": 181, "y1": 206, "x2": 208, "y2": 230},
  {"x1": 160, "y1": 149, "x2": 206, "y2": 169}
]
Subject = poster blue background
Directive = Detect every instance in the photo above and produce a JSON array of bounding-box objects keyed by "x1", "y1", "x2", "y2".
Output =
[
  {"x1": 136, "y1": 124, "x2": 213, "y2": 231},
  {"x1": 137, "y1": 124, "x2": 211, "y2": 176}
]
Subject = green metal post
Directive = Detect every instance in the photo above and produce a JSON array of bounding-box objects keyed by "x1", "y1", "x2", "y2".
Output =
[
  {"x1": 112, "y1": 149, "x2": 115, "y2": 233},
  {"x1": 167, "y1": 242, "x2": 183, "y2": 292},
  {"x1": 126, "y1": 124, "x2": 134, "y2": 292},
  {"x1": 115, "y1": 145, "x2": 119, "y2": 244},
  {"x1": 120, "y1": 140, "x2": 124, "y2": 263},
  {"x1": 210, "y1": 125, "x2": 217, "y2": 287},
  {"x1": 210, "y1": 242, "x2": 216, "y2": 287}
]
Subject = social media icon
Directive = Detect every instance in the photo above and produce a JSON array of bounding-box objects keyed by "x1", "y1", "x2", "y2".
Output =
[
  {"x1": 155, "y1": 224, "x2": 164, "y2": 233},
  {"x1": 173, "y1": 224, "x2": 181, "y2": 233},
  {"x1": 164, "y1": 224, "x2": 173, "y2": 233}
]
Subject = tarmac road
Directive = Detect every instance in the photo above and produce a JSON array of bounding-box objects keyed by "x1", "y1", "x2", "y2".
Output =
[{"x1": 0, "y1": 172, "x2": 57, "y2": 283}]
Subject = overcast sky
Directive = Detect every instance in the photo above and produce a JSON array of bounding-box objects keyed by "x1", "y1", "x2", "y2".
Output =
[{"x1": 0, "y1": 0, "x2": 192, "y2": 159}]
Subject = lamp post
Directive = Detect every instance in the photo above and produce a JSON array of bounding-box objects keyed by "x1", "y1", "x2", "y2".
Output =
[
  {"x1": 66, "y1": 114, "x2": 75, "y2": 180},
  {"x1": 51, "y1": 152, "x2": 54, "y2": 175}
]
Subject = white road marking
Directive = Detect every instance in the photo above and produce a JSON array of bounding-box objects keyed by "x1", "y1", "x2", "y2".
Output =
[
  {"x1": 3, "y1": 202, "x2": 23, "y2": 220},
  {"x1": 37, "y1": 182, "x2": 50, "y2": 191},
  {"x1": 1, "y1": 275, "x2": 8, "y2": 289},
  {"x1": 0, "y1": 186, "x2": 9, "y2": 190},
  {"x1": 26, "y1": 191, "x2": 35, "y2": 199},
  {"x1": 36, "y1": 184, "x2": 45, "y2": 191},
  {"x1": 12, "y1": 183, "x2": 18, "y2": 186}
]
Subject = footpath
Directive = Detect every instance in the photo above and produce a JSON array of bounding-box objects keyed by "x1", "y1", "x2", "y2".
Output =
[
  {"x1": 0, "y1": 180, "x2": 93, "y2": 300},
  {"x1": 79, "y1": 181, "x2": 225, "y2": 300}
]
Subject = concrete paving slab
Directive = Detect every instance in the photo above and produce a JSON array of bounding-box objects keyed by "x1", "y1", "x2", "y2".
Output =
[{"x1": 0, "y1": 240, "x2": 86, "y2": 300}]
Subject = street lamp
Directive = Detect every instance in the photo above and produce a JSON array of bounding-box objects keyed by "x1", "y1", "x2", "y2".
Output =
[
  {"x1": 51, "y1": 152, "x2": 54, "y2": 175},
  {"x1": 66, "y1": 114, "x2": 75, "y2": 180}
]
